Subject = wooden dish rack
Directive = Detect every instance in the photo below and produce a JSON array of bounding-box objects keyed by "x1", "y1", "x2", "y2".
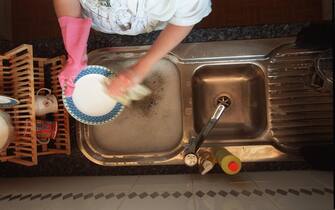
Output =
[{"x1": 0, "y1": 44, "x2": 70, "y2": 166}]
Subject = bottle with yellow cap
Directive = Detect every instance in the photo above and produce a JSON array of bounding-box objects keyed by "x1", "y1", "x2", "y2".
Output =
[{"x1": 215, "y1": 148, "x2": 241, "y2": 175}]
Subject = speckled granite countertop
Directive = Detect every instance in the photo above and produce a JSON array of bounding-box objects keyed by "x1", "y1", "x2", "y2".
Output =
[
  {"x1": 1, "y1": 23, "x2": 308, "y2": 56},
  {"x1": 1, "y1": 23, "x2": 331, "y2": 177}
]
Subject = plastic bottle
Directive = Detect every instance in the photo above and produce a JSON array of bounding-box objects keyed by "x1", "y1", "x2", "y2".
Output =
[
  {"x1": 197, "y1": 150, "x2": 216, "y2": 175},
  {"x1": 215, "y1": 148, "x2": 241, "y2": 175}
]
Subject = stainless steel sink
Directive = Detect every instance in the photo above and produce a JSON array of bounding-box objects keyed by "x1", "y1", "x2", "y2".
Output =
[
  {"x1": 76, "y1": 37, "x2": 333, "y2": 166},
  {"x1": 192, "y1": 63, "x2": 267, "y2": 141}
]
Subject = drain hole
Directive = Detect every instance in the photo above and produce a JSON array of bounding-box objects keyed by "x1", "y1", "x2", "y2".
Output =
[{"x1": 216, "y1": 95, "x2": 231, "y2": 107}]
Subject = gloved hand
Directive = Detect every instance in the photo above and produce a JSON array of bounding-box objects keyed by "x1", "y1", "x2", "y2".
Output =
[
  {"x1": 58, "y1": 16, "x2": 92, "y2": 97},
  {"x1": 58, "y1": 54, "x2": 88, "y2": 96}
]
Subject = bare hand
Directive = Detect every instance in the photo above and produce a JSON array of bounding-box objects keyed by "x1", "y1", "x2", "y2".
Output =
[{"x1": 105, "y1": 67, "x2": 142, "y2": 97}]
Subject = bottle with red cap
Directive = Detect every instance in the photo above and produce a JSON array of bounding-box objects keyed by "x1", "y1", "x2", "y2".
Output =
[{"x1": 215, "y1": 148, "x2": 241, "y2": 175}]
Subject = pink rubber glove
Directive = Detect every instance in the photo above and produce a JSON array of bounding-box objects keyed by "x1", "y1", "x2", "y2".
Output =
[{"x1": 58, "y1": 16, "x2": 92, "y2": 97}]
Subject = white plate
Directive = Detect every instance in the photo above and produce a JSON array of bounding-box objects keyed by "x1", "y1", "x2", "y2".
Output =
[
  {"x1": 62, "y1": 65, "x2": 124, "y2": 125},
  {"x1": 0, "y1": 95, "x2": 19, "y2": 108},
  {"x1": 0, "y1": 111, "x2": 11, "y2": 151}
]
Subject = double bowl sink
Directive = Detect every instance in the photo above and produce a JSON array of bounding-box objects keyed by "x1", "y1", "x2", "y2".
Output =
[{"x1": 77, "y1": 37, "x2": 333, "y2": 166}]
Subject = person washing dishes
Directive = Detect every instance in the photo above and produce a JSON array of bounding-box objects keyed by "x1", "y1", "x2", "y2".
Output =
[{"x1": 53, "y1": 0, "x2": 212, "y2": 101}]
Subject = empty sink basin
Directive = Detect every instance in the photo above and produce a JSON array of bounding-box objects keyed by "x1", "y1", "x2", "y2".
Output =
[{"x1": 192, "y1": 63, "x2": 267, "y2": 141}]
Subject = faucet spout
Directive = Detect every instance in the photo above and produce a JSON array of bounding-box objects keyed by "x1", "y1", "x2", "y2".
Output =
[{"x1": 183, "y1": 96, "x2": 231, "y2": 167}]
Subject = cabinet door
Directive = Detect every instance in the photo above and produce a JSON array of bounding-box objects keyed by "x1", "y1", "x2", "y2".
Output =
[{"x1": 197, "y1": 0, "x2": 322, "y2": 28}]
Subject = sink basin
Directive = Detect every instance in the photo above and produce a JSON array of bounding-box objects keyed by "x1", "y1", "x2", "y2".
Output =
[
  {"x1": 192, "y1": 63, "x2": 267, "y2": 141},
  {"x1": 91, "y1": 58, "x2": 182, "y2": 154},
  {"x1": 77, "y1": 48, "x2": 184, "y2": 165}
]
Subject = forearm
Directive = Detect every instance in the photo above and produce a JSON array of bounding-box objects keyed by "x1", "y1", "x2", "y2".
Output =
[
  {"x1": 53, "y1": 0, "x2": 82, "y2": 18},
  {"x1": 134, "y1": 24, "x2": 193, "y2": 77}
]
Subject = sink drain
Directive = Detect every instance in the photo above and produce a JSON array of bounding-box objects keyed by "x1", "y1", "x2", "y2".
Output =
[{"x1": 215, "y1": 95, "x2": 231, "y2": 107}]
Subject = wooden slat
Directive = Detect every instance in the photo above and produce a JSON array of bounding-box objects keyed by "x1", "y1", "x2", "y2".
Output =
[
  {"x1": 1, "y1": 46, "x2": 70, "y2": 166},
  {"x1": 0, "y1": 45, "x2": 37, "y2": 166},
  {"x1": 34, "y1": 55, "x2": 71, "y2": 156}
]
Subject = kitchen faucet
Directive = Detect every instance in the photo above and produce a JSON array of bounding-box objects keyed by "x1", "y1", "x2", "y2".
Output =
[{"x1": 183, "y1": 96, "x2": 231, "y2": 167}]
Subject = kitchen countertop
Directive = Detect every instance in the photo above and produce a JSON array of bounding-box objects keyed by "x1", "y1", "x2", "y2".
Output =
[
  {"x1": 1, "y1": 23, "x2": 308, "y2": 57},
  {"x1": 0, "y1": 22, "x2": 330, "y2": 177}
]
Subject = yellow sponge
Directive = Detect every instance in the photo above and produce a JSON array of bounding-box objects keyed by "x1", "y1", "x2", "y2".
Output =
[{"x1": 102, "y1": 78, "x2": 152, "y2": 106}]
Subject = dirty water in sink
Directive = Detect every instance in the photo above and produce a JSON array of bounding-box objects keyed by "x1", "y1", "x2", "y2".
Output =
[
  {"x1": 90, "y1": 59, "x2": 183, "y2": 155},
  {"x1": 131, "y1": 72, "x2": 164, "y2": 117}
]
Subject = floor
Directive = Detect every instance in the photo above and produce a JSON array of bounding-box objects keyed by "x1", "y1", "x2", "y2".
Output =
[{"x1": 0, "y1": 170, "x2": 333, "y2": 210}]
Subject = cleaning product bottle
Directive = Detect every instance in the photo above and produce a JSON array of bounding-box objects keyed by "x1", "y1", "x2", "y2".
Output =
[
  {"x1": 197, "y1": 149, "x2": 216, "y2": 175},
  {"x1": 215, "y1": 148, "x2": 241, "y2": 175}
]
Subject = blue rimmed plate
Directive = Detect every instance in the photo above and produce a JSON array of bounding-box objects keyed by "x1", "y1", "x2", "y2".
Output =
[
  {"x1": 62, "y1": 65, "x2": 124, "y2": 125},
  {"x1": 0, "y1": 95, "x2": 19, "y2": 108}
]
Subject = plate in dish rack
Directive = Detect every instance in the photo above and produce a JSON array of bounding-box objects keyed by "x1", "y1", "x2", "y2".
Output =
[{"x1": 0, "y1": 95, "x2": 19, "y2": 108}]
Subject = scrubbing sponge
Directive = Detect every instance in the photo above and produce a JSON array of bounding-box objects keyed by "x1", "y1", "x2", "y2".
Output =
[{"x1": 102, "y1": 78, "x2": 152, "y2": 106}]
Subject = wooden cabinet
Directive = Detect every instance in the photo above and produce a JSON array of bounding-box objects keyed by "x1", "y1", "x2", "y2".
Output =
[
  {"x1": 197, "y1": 0, "x2": 322, "y2": 28},
  {"x1": 11, "y1": 0, "x2": 60, "y2": 42},
  {"x1": 1, "y1": 0, "x2": 324, "y2": 42}
]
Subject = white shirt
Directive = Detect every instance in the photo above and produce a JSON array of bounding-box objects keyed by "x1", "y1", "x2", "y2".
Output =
[{"x1": 80, "y1": 0, "x2": 212, "y2": 35}]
